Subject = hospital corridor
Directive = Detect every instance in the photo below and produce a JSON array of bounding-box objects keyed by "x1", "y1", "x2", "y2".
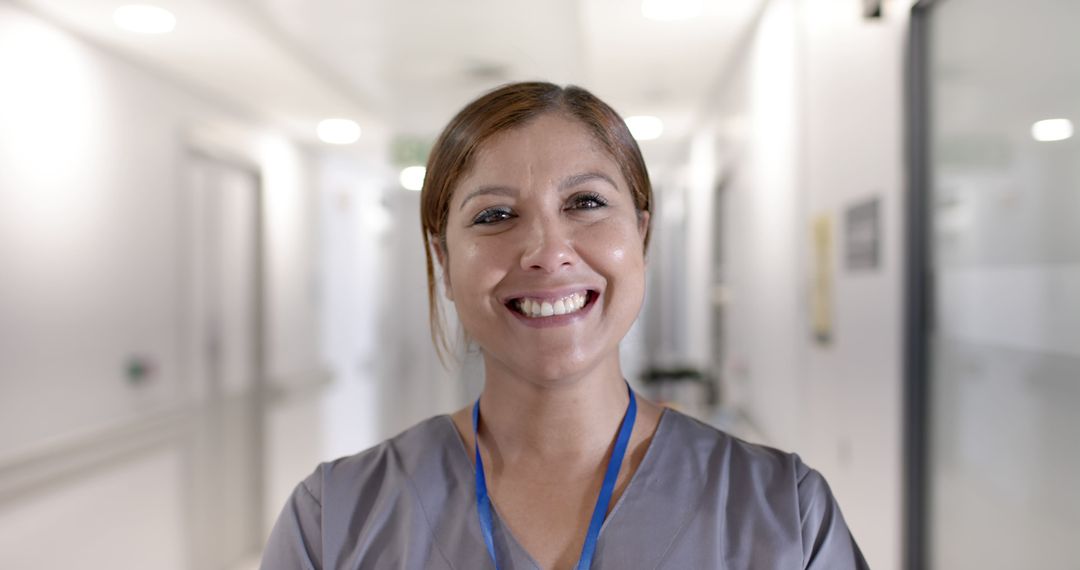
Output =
[{"x1": 0, "y1": 0, "x2": 1077, "y2": 568}]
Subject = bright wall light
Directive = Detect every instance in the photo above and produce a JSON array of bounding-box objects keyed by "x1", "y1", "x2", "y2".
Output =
[
  {"x1": 399, "y1": 166, "x2": 426, "y2": 191},
  {"x1": 113, "y1": 5, "x2": 176, "y2": 34},
  {"x1": 625, "y1": 115, "x2": 664, "y2": 141},
  {"x1": 642, "y1": 0, "x2": 702, "y2": 21},
  {"x1": 317, "y1": 118, "x2": 362, "y2": 145},
  {"x1": 1031, "y1": 118, "x2": 1073, "y2": 142}
]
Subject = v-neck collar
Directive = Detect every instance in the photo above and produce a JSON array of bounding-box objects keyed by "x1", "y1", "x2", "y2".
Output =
[{"x1": 428, "y1": 407, "x2": 703, "y2": 570}]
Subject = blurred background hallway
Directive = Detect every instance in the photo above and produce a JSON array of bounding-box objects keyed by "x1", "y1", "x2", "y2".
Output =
[{"x1": 0, "y1": 0, "x2": 1077, "y2": 568}]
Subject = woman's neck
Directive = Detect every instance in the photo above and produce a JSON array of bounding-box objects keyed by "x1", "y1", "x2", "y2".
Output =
[{"x1": 475, "y1": 358, "x2": 631, "y2": 467}]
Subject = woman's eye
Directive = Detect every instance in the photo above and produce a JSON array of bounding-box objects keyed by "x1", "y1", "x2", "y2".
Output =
[
  {"x1": 569, "y1": 192, "x2": 608, "y2": 210},
  {"x1": 472, "y1": 207, "x2": 514, "y2": 225}
]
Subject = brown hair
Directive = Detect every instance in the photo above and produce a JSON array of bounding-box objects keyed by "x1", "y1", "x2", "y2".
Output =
[{"x1": 420, "y1": 81, "x2": 653, "y2": 362}]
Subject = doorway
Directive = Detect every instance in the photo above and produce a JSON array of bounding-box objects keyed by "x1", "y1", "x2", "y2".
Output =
[
  {"x1": 908, "y1": 0, "x2": 1080, "y2": 567},
  {"x1": 183, "y1": 150, "x2": 265, "y2": 569}
]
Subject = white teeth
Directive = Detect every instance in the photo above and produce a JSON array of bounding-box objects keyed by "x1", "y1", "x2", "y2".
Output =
[{"x1": 515, "y1": 291, "x2": 589, "y2": 318}]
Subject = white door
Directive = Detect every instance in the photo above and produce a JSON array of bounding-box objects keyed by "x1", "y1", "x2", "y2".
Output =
[{"x1": 184, "y1": 151, "x2": 263, "y2": 569}]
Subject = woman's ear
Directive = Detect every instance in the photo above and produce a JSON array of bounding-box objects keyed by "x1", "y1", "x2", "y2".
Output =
[
  {"x1": 433, "y1": 238, "x2": 454, "y2": 301},
  {"x1": 637, "y1": 210, "x2": 651, "y2": 243}
]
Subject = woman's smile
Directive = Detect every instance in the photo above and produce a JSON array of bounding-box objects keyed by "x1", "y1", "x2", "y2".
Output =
[
  {"x1": 511, "y1": 289, "x2": 591, "y2": 318},
  {"x1": 502, "y1": 287, "x2": 600, "y2": 327}
]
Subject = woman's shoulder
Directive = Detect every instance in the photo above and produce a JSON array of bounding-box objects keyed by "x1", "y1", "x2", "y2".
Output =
[
  {"x1": 658, "y1": 407, "x2": 818, "y2": 489},
  {"x1": 298, "y1": 414, "x2": 464, "y2": 505},
  {"x1": 643, "y1": 409, "x2": 868, "y2": 568},
  {"x1": 262, "y1": 415, "x2": 470, "y2": 569}
]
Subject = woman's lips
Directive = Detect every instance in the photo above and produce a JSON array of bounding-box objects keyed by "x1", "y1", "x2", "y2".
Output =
[{"x1": 505, "y1": 290, "x2": 599, "y2": 327}]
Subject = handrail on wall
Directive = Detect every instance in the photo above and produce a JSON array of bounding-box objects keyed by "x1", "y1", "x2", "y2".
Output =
[
  {"x1": 0, "y1": 368, "x2": 333, "y2": 505},
  {"x1": 0, "y1": 407, "x2": 193, "y2": 505}
]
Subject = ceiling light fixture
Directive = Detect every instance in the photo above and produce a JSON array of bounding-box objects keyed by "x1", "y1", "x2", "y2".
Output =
[
  {"x1": 641, "y1": 0, "x2": 702, "y2": 21},
  {"x1": 399, "y1": 166, "x2": 426, "y2": 191},
  {"x1": 1031, "y1": 118, "x2": 1073, "y2": 142},
  {"x1": 317, "y1": 118, "x2": 362, "y2": 145},
  {"x1": 113, "y1": 4, "x2": 176, "y2": 34},
  {"x1": 625, "y1": 115, "x2": 664, "y2": 141}
]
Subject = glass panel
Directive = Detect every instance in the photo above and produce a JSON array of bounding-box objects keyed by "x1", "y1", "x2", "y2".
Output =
[{"x1": 927, "y1": 0, "x2": 1080, "y2": 568}]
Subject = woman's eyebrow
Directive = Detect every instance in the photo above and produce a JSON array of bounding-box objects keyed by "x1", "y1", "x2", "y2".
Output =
[
  {"x1": 560, "y1": 171, "x2": 617, "y2": 190},
  {"x1": 458, "y1": 172, "x2": 616, "y2": 211},
  {"x1": 458, "y1": 185, "x2": 517, "y2": 211}
]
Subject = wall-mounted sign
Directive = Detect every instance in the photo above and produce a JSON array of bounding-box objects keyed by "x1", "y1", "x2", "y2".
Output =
[{"x1": 844, "y1": 196, "x2": 882, "y2": 271}]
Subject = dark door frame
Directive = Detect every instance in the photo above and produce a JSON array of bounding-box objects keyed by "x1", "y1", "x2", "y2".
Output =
[{"x1": 904, "y1": 1, "x2": 941, "y2": 568}]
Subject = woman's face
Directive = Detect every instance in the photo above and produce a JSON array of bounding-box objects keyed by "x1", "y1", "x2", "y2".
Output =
[{"x1": 440, "y1": 113, "x2": 649, "y2": 383}]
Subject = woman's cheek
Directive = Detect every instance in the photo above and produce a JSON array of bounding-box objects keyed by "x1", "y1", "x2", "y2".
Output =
[
  {"x1": 610, "y1": 244, "x2": 627, "y2": 264},
  {"x1": 596, "y1": 222, "x2": 642, "y2": 265},
  {"x1": 455, "y1": 240, "x2": 504, "y2": 298},
  {"x1": 454, "y1": 240, "x2": 485, "y2": 271}
]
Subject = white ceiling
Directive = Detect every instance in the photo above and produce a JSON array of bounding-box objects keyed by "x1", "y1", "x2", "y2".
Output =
[{"x1": 14, "y1": 0, "x2": 764, "y2": 172}]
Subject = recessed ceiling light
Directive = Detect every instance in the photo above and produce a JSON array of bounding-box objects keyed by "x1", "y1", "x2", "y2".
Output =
[
  {"x1": 399, "y1": 166, "x2": 426, "y2": 191},
  {"x1": 317, "y1": 118, "x2": 362, "y2": 145},
  {"x1": 1031, "y1": 118, "x2": 1073, "y2": 142},
  {"x1": 641, "y1": 0, "x2": 702, "y2": 21},
  {"x1": 625, "y1": 115, "x2": 664, "y2": 141},
  {"x1": 113, "y1": 4, "x2": 176, "y2": 34}
]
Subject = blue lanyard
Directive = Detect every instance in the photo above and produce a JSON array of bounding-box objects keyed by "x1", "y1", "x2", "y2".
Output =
[{"x1": 472, "y1": 384, "x2": 637, "y2": 570}]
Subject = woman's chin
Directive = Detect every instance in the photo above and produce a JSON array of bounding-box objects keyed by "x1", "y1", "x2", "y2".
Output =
[{"x1": 486, "y1": 349, "x2": 616, "y2": 387}]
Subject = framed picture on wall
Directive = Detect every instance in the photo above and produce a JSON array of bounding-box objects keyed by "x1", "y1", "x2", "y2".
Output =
[{"x1": 844, "y1": 196, "x2": 882, "y2": 272}]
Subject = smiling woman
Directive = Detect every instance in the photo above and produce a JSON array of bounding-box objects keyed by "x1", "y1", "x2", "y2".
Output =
[{"x1": 260, "y1": 82, "x2": 869, "y2": 570}]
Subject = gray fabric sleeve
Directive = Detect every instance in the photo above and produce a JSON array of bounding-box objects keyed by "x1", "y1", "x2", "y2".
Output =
[
  {"x1": 796, "y1": 461, "x2": 871, "y2": 569},
  {"x1": 260, "y1": 477, "x2": 324, "y2": 570}
]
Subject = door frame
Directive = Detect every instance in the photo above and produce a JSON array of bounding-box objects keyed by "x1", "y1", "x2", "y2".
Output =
[{"x1": 903, "y1": 1, "x2": 940, "y2": 568}]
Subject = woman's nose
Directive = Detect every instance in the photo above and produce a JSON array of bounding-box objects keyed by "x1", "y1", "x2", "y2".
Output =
[{"x1": 519, "y1": 215, "x2": 578, "y2": 272}]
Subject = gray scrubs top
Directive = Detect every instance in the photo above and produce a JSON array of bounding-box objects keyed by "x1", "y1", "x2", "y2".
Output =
[{"x1": 261, "y1": 409, "x2": 869, "y2": 569}]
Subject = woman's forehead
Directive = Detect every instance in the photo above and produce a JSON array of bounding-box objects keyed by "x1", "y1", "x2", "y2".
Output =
[
  {"x1": 481, "y1": 112, "x2": 597, "y2": 149},
  {"x1": 451, "y1": 115, "x2": 623, "y2": 198}
]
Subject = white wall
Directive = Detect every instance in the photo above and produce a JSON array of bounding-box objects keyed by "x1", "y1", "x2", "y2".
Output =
[
  {"x1": 0, "y1": 3, "x2": 191, "y2": 454},
  {"x1": 316, "y1": 151, "x2": 391, "y2": 459},
  {"x1": 683, "y1": 132, "x2": 719, "y2": 370},
  {"x1": 0, "y1": 3, "x2": 354, "y2": 566},
  {"x1": 0, "y1": 0, "x2": 327, "y2": 455},
  {"x1": 660, "y1": 0, "x2": 913, "y2": 568},
  {"x1": 258, "y1": 136, "x2": 324, "y2": 384},
  {"x1": 723, "y1": 0, "x2": 807, "y2": 453},
  {"x1": 798, "y1": 2, "x2": 909, "y2": 568},
  {"x1": 374, "y1": 187, "x2": 464, "y2": 437}
]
